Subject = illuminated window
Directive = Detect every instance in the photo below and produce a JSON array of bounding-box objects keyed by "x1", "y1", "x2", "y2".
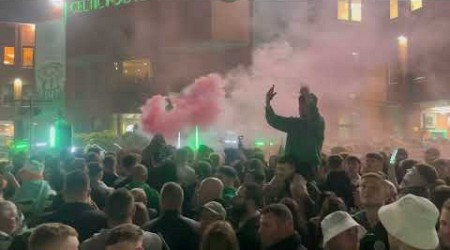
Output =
[
  {"x1": 20, "y1": 24, "x2": 35, "y2": 47},
  {"x1": 390, "y1": 0, "x2": 399, "y2": 19},
  {"x1": 337, "y1": 0, "x2": 350, "y2": 20},
  {"x1": 3, "y1": 47, "x2": 15, "y2": 65},
  {"x1": 122, "y1": 59, "x2": 152, "y2": 82},
  {"x1": 411, "y1": 0, "x2": 423, "y2": 11},
  {"x1": 350, "y1": 0, "x2": 362, "y2": 22},
  {"x1": 22, "y1": 47, "x2": 34, "y2": 67},
  {"x1": 338, "y1": 0, "x2": 361, "y2": 22}
]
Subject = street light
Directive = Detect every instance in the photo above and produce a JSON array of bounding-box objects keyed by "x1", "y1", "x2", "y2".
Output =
[
  {"x1": 13, "y1": 78, "x2": 23, "y2": 101},
  {"x1": 398, "y1": 35, "x2": 408, "y2": 45}
]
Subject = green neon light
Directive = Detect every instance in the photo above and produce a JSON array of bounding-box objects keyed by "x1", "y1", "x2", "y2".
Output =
[
  {"x1": 50, "y1": 126, "x2": 56, "y2": 148},
  {"x1": 255, "y1": 141, "x2": 265, "y2": 147},
  {"x1": 14, "y1": 142, "x2": 29, "y2": 150},
  {"x1": 195, "y1": 126, "x2": 199, "y2": 150},
  {"x1": 68, "y1": 0, "x2": 149, "y2": 15}
]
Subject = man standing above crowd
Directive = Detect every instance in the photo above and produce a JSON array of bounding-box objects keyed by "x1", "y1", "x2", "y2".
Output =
[{"x1": 265, "y1": 85, "x2": 325, "y2": 180}]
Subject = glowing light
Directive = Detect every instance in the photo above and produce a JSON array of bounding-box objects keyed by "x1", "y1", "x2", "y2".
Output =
[
  {"x1": 428, "y1": 106, "x2": 450, "y2": 114},
  {"x1": 35, "y1": 142, "x2": 48, "y2": 147},
  {"x1": 195, "y1": 126, "x2": 199, "y2": 150},
  {"x1": 13, "y1": 78, "x2": 23, "y2": 100},
  {"x1": 70, "y1": 146, "x2": 77, "y2": 153},
  {"x1": 177, "y1": 131, "x2": 181, "y2": 149},
  {"x1": 12, "y1": 140, "x2": 30, "y2": 151},
  {"x1": 255, "y1": 141, "x2": 265, "y2": 147},
  {"x1": 49, "y1": 126, "x2": 56, "y2": 148},
  {"x1": 398, "y1": 36, "x2": 408, "y2": 45},
  {"x1": 126, "y1": 124, "x2": 134, "y2": 132},
  {"x1": 50, "y1": 0, "x2": 64, "y2": 8},
  {"x1": 351, "y1": 52, "x2": 358, "y2": 56},
  {"x1": 224, "y1": 139, "x2": 238, "y2": 144}
]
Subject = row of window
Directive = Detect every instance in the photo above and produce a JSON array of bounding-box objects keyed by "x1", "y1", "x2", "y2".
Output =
[
  {"x1": 337, "y1": 0, "x2": 423, "y2": 22},
  {"x1": 2, "y1": 46, "x2": 34, "y2": 67}
]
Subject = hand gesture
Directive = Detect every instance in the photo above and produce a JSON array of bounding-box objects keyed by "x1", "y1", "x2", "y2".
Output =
[{"x1": 266, "y1": 85, "x2": 277, "y2": 106}]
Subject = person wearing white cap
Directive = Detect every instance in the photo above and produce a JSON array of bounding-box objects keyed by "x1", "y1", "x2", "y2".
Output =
[
  {"x1": 14, "y1": 160, "x2": 55, "y2": 217},
  {"x1": 321, "y1": 211, "x2": 367, "y2": 250},
  {"x1": 378, "y1": 194, "x2": 440, "y2": 250}
]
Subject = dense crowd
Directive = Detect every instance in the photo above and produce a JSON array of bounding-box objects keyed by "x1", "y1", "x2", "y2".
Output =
[
  {"x1": 0, "y1": 139, "x2": 449, "y2": 250},
  {"x1": 0, "y1": 86, "x2": 449, "y2": 250}
]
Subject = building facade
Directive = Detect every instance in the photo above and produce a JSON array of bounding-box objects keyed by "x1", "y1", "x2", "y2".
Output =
[
  {"x1": 0, "y1": 22, "x2": 36, "y2": 148},
  {"x1": 65, "y1": 0, "x2": 252, "y2": 134},
  {"x1": 387, "y1": 0, "x2": 450, "y2": 142}
]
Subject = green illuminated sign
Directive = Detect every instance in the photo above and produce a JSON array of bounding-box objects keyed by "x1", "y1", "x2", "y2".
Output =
[{"x1": 68, "y1": 0, "x2": 149, "y2": 15}]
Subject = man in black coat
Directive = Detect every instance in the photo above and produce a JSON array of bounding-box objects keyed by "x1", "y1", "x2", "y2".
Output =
[
  {"x1": 143, "y1": 182, "x2": 200, "y2": 250},
  {"x1": 37, "y1": 171, "x2": 107, "y2": 242}
]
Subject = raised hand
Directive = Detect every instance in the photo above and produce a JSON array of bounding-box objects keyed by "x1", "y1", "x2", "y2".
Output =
[{"x1": 266, "y1": 85, "x2": 277, "y2": 106}]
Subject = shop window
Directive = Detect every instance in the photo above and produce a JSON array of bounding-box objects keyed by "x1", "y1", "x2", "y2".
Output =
[
  {"x1": 338, "y1": 0, "x2": 361, "y2": 22},
  {"x1": 212, "y1": 0, "x2": 250, "y2": 42},
  {"x1": 3, "y1": 47, "x2": 15, "y2": 65},
  {"x1": 390, "y1": 0, "x2": 399, "y2": 19},
  {"x1": 22, "y1": 47, "x2": 34, "y2": 67},
  {"x1": 20, "y1": 24, "x2": 35, "y2": 47},
  {"x1": 411, "y1": 0, "x2": 423, "y2": 11},
  {"x1": 122, "y1": 59, "x2": 152, "y2": 82}
]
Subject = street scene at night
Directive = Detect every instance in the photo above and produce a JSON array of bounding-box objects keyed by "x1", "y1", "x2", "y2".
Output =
[{"x1": 0, "y1": 0, "x2": 450, "y2": 249}]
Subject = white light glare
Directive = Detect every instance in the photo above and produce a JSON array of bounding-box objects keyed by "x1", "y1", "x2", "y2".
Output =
[{"x1": 50, "y1": 0, "x2": 64, "y2": 8}]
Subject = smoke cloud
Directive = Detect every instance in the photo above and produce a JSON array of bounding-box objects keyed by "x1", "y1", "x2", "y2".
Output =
[
  {"x1": 140, "y1": 74, "x2": 225, "y2": 139},
  {"x1": 140, "y1": 1, "x2": 450, "y2": 155}
]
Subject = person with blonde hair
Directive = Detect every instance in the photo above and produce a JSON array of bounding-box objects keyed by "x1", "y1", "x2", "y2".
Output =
[{"x1": 201, "y1": 221, "x2": 239, "y2": 250}]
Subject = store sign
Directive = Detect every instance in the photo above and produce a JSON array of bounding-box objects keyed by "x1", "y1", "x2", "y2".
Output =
[{"x1": 68, "y1": 0, "x2": 149, "y2": 15}]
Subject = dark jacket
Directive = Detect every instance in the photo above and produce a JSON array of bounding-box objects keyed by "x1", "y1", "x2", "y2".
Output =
[
  {"x1": 113, "y1": 176, "x2": 133, "y2": 189},
  {"x1": 143, "y1": 210, "x2": 200, "y2": 250},
  {"x1": 265, "y1": 105, "x2": 325, "y2": 175},
  {"x1": 324, "y1": 170, "x2": 355, "y2": 208},
  {"x1": 38, "y1": 202, "x2": 107, "y2": 241},
  {"x1": 236, "y1": 216, "x2": 262, "y2": 250},
  {"x1": 266, "y1": 233, "x2": 307, "y2": 250},
  {"x1": 102, "y1": 172, "x2": 119, "y2": 187},
  {"x1": 90, "y1": 181, "x2": 113, "y2": 210},
  {"x1": 353, "y1": 211, "x2": 390, "y2": 250}
]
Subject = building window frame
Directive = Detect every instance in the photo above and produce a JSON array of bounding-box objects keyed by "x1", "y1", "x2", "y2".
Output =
[
  {"x1": 21, "y1": 47, "x2": 34, "y2": 68},
  {"x1": 410, "y1": 0, "x2": 423, "y2": 11},
  {"x1": 2, "y1": 46, "x2": 15, "y2": 66},
  {"x1": 337, "y1": 0, "x2": 362, "y2": 22},
  {"x1": 390, "y1": 0, "x2": 399, "y2": 20}
]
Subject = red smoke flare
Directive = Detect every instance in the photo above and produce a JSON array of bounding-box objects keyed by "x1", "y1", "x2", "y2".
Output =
[{"x1": 140, "y1": 74, "x2": 225, "y2": 139}]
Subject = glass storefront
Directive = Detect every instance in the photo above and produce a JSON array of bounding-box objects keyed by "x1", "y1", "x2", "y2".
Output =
[{"x1": 421, "y1": 106, "x2": 450, "y2": 140}]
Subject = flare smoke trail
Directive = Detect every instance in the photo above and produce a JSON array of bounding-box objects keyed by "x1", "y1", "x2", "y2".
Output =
[{"x1": 140, "y1": 74, "x2": 225, "y2": 139}]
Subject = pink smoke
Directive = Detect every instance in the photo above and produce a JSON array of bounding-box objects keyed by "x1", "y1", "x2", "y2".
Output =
[{"x1": 140, "y1": 74, "x2": 225, "y2": 139}]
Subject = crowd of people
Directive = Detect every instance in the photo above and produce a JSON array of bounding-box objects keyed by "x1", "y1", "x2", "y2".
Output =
[
  {"x1": 0, "y1": 86, "x2": 449, "y2": 250},
  {"x1": 0, "y1": 135, "x2": 449, "y2": 250}
]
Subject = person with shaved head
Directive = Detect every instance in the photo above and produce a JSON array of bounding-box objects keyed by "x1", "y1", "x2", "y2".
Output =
[{"x1": 126, "y1": 164, "x2": 160, "y2": 210}]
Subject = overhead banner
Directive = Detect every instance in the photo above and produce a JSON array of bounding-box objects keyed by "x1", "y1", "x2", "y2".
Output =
[{"x1": 35, "y1": 18, "x2": 66, "y2": 119}]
